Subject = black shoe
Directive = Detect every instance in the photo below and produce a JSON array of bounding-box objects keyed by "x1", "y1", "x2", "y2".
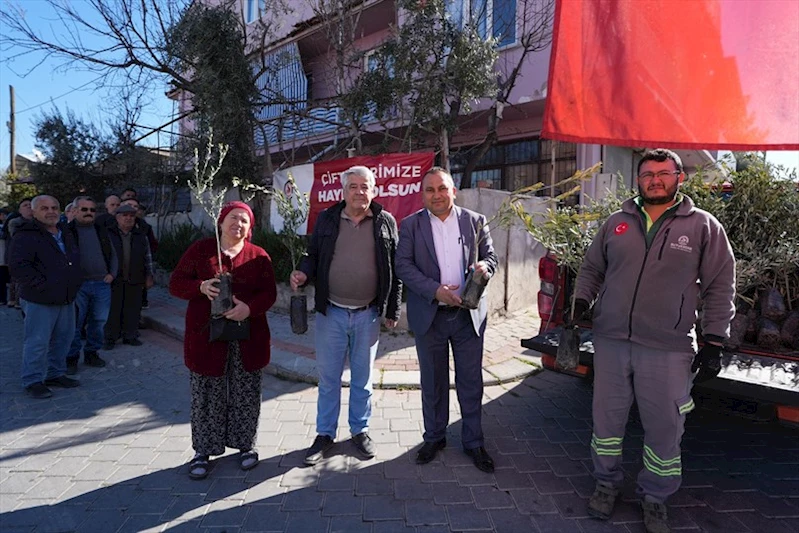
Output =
[
  {"x1": 464, "y1": 446, "x2": 495, "y2": 473},
  {"x1": 141, "y1": 303, "x2": 150, "y2": 310},
  {"x1": 103, "y1": 340, "x2": 115, "y2": 350},
  {"x1": 25, "y1": 382, "x2": 53, "y2": 399},
  {"x1": 123, "y1": 338, "x2": 143, "y2": 346},
  {"x1": 416, "y1": 439, "x2": 446, "y2": 465},
  {"x1": 352, "y1": 432, "x2": 376, "y2": 459},
  {"x1": 304, "y1": 435, "x2": 334, "y2": 466},
  {"x1": 84, "y1": 351, "x2": 107, "y2": 367},
  {"x1": 44, "y1": 375, "x2": 80, "y2": 388},
  {"x1": 66, "y1": 359, "x2": 79, "y2": 375}
]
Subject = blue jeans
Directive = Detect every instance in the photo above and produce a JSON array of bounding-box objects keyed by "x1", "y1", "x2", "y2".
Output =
[
  {"x1": 20, "y1": 299, "x2": 76, "y2": 387},
  {"x1": 68, "y1": 281, "x2": 112, "y2": 359},
  {"x1": 315, "y1": 304, "x2": 380, "y2": 437}
]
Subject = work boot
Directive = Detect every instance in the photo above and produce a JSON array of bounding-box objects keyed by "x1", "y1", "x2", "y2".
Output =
[
  {"x1": 642, "y1": 499, "x2": 670, "y2": 533},
  {"x1": 84, "y1": 351, "x2": 107, "y2": 367},
  {"x1": 587, "y1": 483, "x2": 619, "y2": 520}
]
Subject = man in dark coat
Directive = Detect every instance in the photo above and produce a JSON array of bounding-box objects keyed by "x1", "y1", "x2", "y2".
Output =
[
  {"x1": 121, "y1": 197, "x2": 158, "y2": 309},
  {"x1": 8, "y1": 195, "x2": 82, "y2": 398},
  {"x1": 104, "y1": 204, "x2": 153, "y2": 348},
  {"x1": 95, "y1": 195, "x2": 120, "y2": 228}
]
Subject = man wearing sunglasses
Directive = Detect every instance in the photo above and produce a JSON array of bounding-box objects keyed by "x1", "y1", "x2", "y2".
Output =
[
  {"x1": 66, "y1": 196, "x2": 118, "y2": 373},
  {"x1": 571, "y1": 149, "x2": 735, "y2": 533}
]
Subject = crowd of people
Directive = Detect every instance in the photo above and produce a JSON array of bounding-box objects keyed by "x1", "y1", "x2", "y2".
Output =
[
  {"x1": 1, "y1": 150, "x2": 736, "y2": 533},
  {"x1": 1, "y1": 188, "x2": 156, "y2": 398}
]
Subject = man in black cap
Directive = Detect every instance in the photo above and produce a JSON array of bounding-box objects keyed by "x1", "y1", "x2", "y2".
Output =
[{"x1": 105, "y1": 204, "x2": 153, "y2": 348}]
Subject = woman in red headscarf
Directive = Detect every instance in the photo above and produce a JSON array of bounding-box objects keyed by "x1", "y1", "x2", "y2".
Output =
[{"x1": 169, "y1": 201, "x2": 276, "y2": 480}]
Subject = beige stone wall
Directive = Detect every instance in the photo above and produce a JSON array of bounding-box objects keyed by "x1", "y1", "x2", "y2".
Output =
[{"x1": 455, "y1": 188, "x2": 548, "y2": 319}]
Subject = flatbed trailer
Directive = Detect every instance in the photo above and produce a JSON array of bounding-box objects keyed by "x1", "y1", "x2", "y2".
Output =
[{"x1": 521, "y1": 326, "x2": 799, "y2": 425}]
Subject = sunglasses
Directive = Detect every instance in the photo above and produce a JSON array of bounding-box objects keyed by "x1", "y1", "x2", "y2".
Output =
[{"x1": 80, "y1": 207, "x2": 97, "y2": 212}]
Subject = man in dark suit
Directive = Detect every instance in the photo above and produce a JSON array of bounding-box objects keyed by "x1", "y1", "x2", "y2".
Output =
[{"x1": 396, "y1": 167, "x2": 498, "y2": 473}]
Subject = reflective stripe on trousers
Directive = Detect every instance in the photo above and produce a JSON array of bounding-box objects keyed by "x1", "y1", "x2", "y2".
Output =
[{"x1": 591, "y1": 336, "x2": 695, "y2": 502}]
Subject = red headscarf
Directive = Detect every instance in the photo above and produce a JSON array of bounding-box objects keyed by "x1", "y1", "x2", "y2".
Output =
[{"x1": 217, "y1": 201, "x2": 255, "y2": 241}]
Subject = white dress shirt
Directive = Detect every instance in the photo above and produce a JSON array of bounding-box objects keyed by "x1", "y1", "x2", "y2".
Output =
[{"x1": 428, "y1": 208, "x2": 464, "y2": 298}]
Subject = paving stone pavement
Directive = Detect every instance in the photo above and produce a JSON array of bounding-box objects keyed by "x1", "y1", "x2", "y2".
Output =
[
  {"x1": 140, "y1": 287, "x2": 543, "y2": 388},
  {"x1": 2, "y1": 306, "x2": 799, "y2": 532}
]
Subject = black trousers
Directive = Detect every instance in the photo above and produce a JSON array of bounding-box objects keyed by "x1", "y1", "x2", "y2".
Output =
[
  {"x1": 0, "y1": 265, "x2": 8, "y2": 303},
  {"x1": 105, "y1": 280, "x2": 143, "y2": 342},
  {"x1": 415, "y1": 307, "x2": 486, "y2": 449}
]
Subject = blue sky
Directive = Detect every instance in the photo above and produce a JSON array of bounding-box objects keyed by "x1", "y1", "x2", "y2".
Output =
[
  {"x1": 0, "y1": 0, "x2": 176, "y2": 171},
  {"x1": 765, "y1": 150, "x2": 799, "y2": 175}
]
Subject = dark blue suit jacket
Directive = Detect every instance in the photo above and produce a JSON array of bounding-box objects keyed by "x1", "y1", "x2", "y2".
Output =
[{"x1": 396, "y1": 206, "x2": 498, "y2": 336}]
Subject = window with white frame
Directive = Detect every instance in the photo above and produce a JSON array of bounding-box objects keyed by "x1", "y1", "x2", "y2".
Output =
[
  {"x1": 245, "y1": 0, "x2": 267, "y2": 24},
  {"x1": 446, "y1": 0, "x2": 517, "y2": 47},
  {"x1": 364, "y1": 49, "x2": 394, "y2": 77}
]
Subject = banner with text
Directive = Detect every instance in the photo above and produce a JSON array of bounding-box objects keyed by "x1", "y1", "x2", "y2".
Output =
[{"x1": 271, "y1": 152, "x2": 434, "y2": 235}]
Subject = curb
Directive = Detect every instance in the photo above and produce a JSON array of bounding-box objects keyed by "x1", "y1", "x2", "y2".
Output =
[{"x1": 141, "y1": 313, "x2": 543, "y2": 389}]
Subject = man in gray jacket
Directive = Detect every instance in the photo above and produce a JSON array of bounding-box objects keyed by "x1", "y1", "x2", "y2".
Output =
[
  {"x1": 66, "y1": 196, "x2": 118, "y2": 373},
  {"x1": 573, "y1": 149, "x2": 735, "y2": 533}
]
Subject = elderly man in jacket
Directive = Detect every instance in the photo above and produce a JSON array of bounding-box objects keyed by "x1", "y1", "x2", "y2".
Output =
[
  {"x1": 8, "y1": 195, "x2": 83, "y2": 398},
  {"x1": 104, "y1": 204, "x2": 153, "y2": 348},
  {"x1": 290, "y1": 165, "x2": 402, "y2": 465}
]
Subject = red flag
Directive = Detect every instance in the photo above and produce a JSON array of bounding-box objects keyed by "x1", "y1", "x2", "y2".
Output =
[{"x1": 542, "y1": 0, "x2": 799, "y2": 150}]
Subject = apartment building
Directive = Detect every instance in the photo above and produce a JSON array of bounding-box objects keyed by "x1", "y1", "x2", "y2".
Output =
[{"x1": 174, "y1": 0, "x2": 721, "y2": 197}]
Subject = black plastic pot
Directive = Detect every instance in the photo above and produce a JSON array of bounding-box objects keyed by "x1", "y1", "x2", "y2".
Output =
[
  {"x1": 291, "y1": 294, "x2": 308, "y2": 334},
  {"x1": 460, "y1": 270, "x2": 488, "y2": 310},
  {"x1": 556, "y1": 325, "x2": 581, "y2": 370},
  {"x1": 210, "y1": 273, "x2": 233, "y2": 317}
]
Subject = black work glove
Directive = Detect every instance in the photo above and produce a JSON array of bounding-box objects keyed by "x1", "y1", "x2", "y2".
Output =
[
  {"x1": 565, "y1": 298, "x2": 590, "y2": 328},
  {"x1": 691, "y1": 343, "x2": 723, "y2": 383}
]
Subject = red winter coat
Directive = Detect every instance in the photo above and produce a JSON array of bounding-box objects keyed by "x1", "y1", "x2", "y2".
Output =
[{"x1": 169, "y1": 238, "x2": 277, "y2": 376}]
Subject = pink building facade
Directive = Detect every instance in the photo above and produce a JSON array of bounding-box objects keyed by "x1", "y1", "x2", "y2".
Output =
[{"x1": 174, "y1": 0, "x2": 722, "y2": 194}]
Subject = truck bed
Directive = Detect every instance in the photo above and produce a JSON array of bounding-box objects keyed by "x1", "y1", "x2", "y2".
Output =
[{"x1": 521, "y1": 327, "x2": 799, "y2": 406}]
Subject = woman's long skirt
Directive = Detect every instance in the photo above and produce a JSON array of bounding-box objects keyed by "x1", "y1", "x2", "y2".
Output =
[{"x1": 189, "y1": 341, "x2": 262, "y2": 456}]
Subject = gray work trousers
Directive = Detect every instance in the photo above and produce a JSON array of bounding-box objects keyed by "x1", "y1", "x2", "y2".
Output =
[{"x1": 591, "y1": 336, "x2": 695, "y2": 503}]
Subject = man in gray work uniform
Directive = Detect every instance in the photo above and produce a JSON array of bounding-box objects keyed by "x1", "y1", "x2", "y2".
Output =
[{"x1": 572, "y1": 149, "x2": 735, "y2": 533}]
